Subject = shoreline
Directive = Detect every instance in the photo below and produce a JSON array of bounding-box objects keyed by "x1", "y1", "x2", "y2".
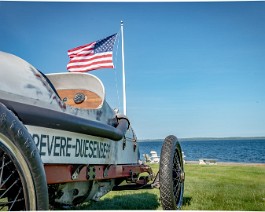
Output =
[
  {"x1": 185, "y1": 160, "x2": 265, "y2": 166},
  {"x1": 139, "y1": 137, "x2": 265, "y2": 142}
]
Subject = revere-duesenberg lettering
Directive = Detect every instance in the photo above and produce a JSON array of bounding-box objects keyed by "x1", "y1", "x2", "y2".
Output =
[{"x1": 32, "y1": 134, "x2": 111, "y2": 159}]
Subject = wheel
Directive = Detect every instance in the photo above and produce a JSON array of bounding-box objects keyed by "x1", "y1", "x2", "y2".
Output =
[
  {"x1": 0, "y1": 103, "x2": 49, "y2": 210},
  {"x1": 159, "y1": 135, "x2": 185, "y2": 210}
]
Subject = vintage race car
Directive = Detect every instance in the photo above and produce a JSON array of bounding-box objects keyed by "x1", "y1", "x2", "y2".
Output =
[{"x1": 0, "y1": 51, "x2": 185, "y2": 210}]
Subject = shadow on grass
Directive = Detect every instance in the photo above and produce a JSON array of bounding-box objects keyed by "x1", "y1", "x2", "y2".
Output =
[
  {"x1": 183, "y1": 196, "x2": 192, "y2": 206},
  {"x1": 76, "y1": 192, "x2": 160, "y2": 210}
]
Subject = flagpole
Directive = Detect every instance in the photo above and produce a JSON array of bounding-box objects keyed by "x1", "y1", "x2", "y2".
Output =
[{"x1": 121, "y1": 21, "x2": 127, "y2": 115}]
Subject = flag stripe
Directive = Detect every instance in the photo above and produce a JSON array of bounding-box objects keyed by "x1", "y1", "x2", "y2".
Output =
[
  {"x1": 67, "y1": 53, "x2": 112, "y2": 68},
  {"x1": 69, "y1": 61, "x2": 113, "y2": 69},
  {"x1": 67, "y1": 59, "x2": 113, "y2": 69},
  {"x1": 67, "y1": 34, "x2": 117, "y2": 72},
  {"x1": 68, "y1": 52, "x2": 112, "y2": 63},
  {"x1": 70, "y1": 50, "x2": 94, "y2": 57},
  {"x1": 68, "y1": 42, "x2": 95, "y2": 56},
  {"x1": 68, "y1": 64, "x2": 114, "y2": 72}
]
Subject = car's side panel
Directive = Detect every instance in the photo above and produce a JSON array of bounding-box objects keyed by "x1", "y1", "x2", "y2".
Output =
[
  {"x1": 0, "y1": 52, "x2": 57, "y2": 106},
  {"x1": 27, "y1": 126, "x2": 139, "y2": 165},
  {"x1": 0, "y1": 52, "x2": 117, "y2": 126}
]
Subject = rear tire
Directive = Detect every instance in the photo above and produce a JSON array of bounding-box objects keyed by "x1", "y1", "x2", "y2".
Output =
[
  {"x1": 159, "y1": 135, "x2": 185, "y2": 210},
  {"x1": 0, "y1": 103, "x2": 49, "y2": 210}
]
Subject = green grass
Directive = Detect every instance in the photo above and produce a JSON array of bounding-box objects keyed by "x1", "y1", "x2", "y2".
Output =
[
  {"x1": 183, "y1": 164, "x2": 265, "y2": 210},
  {"x1": 74, "y1": 163, "x2": 265, "y2": 210}
]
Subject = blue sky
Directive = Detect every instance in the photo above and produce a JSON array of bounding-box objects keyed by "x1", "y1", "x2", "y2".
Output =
[{"x1": 1, "y1": 2, "x2": 265, "y2": 139}]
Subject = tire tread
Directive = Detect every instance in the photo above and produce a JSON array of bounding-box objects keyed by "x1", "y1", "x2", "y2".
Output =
[{"x1": 0, "y1": 103, "x2": 49, "y2": 210}]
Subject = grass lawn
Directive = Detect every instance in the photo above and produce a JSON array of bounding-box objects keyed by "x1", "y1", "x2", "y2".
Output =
[
  {"x1": 75, "y1": 163, "x2": 265, "y2": 210},
  {"x1": 183, "y1": 164, "x2": 265, "y2": 210}
]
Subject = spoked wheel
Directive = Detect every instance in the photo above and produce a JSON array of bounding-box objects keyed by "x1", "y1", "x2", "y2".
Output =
[
  {"x1": 159, "y1": 135, "x2": 185, "y2": 210},
  {"x1": 0, "y1": 141, "x2": 34, "y2": 210},
  {"x1": 0, "y1": 103, "x2": 48, "y2": 210}
]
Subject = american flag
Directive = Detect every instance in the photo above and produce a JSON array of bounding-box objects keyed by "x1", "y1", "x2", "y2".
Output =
[{"x1": 67, "y1": 34, "x2": 117, "y2": 72}]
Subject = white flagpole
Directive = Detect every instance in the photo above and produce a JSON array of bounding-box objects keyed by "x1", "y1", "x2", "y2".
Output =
[{"x1": 121, "y1": 21, "x2": 127, "y2": 115}]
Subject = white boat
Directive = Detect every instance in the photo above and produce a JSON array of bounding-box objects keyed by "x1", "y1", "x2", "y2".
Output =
[
  {"x1": 182, "y1": 151, "x2": 186, "y2": 164},
  {"x1": 150, "y1": 150, "x2": 160, "y2": 163}
]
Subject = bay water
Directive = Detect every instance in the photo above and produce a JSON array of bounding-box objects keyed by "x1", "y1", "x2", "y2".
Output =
[{"x1": 138, "y1": 138, "x2": 265, "y2": 163}]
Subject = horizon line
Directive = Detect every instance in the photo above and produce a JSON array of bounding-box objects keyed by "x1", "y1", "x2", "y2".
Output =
[{"x1": 138, "y1": 136, "x2": 265, "y2": 141}]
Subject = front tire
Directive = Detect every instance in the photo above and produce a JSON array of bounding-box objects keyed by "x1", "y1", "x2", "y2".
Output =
[
  {"x1": 0, "y1": 103, "x2": 48, "y2": 210},
  {"x1": 159, "y1": 135, "x2": 185, "y2": 210}
]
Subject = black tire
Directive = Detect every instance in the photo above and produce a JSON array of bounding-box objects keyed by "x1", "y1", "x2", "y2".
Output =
[
  {"x1": 159, "y1": 135, "x2": 185, "y2": 210},
  {"x1": 0, "y1": 103, "x2": 49, "y2": 210}
]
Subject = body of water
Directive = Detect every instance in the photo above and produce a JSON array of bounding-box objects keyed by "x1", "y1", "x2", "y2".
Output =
[{"x1": 138, "y1": 138, "x2": 265, "y2": 163}]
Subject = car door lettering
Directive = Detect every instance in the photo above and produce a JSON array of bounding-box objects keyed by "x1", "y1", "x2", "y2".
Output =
[{"x1": 32, "y1": 133, "x2": 110, "y2": 159}]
